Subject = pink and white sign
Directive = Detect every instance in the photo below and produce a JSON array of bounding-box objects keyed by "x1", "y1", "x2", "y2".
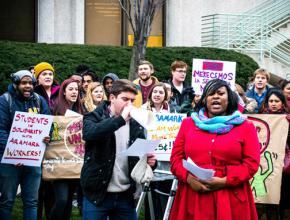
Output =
[
  {"x1": 1, "y1": 111, "x2": 53, "y2": 167},
  {"x1": 192, "y1": 58, "x2": 236, "y2": 95}
]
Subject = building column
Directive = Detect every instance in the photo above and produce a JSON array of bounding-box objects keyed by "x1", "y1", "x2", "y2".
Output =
[{"x1": 37, "y1": 0, "x2": 84, "y2": 44}]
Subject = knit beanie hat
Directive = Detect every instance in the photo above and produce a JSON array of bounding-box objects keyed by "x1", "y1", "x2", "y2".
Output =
[
  {"x1": 12, "y1": 70, "x2": 34, "y2": 84},
  {"x1": 34, "y1": 62, "x2": 54, "y2": 79}
]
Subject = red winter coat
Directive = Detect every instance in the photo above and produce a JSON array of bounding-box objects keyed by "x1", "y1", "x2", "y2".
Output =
[{"x1": 170, "y1": 117, "x2": 260, "y2": 220}]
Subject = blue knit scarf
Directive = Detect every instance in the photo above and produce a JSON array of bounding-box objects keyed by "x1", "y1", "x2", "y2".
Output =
[{"x1": 191, "y1": 108, "x2": 246, "y2": 134}]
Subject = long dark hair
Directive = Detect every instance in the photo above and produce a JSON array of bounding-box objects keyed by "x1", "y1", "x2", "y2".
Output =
[
  {"x1": 195, "y1": 79, "x2": 238, "y2": 115},
  {"x1": 280, "y1": 80, "x2": 290, "y2": 91},
  {"x1": 53, "y1": 78, "x2": 83, "y2": 115},
  {"x1": 260, "y1": 88, "x2": 290, "y2": 113}
]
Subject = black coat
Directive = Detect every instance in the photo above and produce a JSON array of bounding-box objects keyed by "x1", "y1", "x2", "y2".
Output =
[
  {"x1": 81, "y1": 101, "x2": 145, "y2": 205},
  {"x1": 168, "y1": 80, "x2": 195, "y2": 113}
]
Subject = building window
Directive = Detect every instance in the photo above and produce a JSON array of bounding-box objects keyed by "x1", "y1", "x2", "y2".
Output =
[
  {"x1": 127, "y1": 5, "x2": 164, "y2": 47},
  {"x1": 85, "y1": 0, "x2": 122, "y2": 45},
  {"x1": 0, "y1": 0, "x2": 36, "y2": 42},
  {"x1": 85, "y1": 0, "x2": 164, "y2": 46}
]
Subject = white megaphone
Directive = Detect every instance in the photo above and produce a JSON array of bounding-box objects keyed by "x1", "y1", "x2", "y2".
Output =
[{"x1": 130, "y1": 107, "x2": 156, "y2": 130}]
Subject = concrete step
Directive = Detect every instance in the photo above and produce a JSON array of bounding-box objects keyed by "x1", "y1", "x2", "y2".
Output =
[
  {"x1": 277, "y1": 26, "x2": 290, "y2": 36},
  {"x1": 244, "y1": 51, "x2": 290, "y2": 79},
  {"x1": 263, "y1": 57, "x2": 290, "y2": 79}
]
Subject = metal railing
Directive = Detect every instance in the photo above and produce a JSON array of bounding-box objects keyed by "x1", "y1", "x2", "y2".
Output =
[
  {"x1": 201, "y1": 0, "x2": 290, "y2": 68},
  {"x1": 245, "y1": 0, "x2": 290, "y2": 29}
]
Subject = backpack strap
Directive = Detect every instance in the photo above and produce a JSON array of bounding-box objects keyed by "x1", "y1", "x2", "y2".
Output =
[
  {"x1": 3, "y1": 92, "x2": 42, "y2": 115},
  {"x1": 33, "y1": 92, "x2": 41, "y2": 110},
  {"x1": 3, "y1": 92, "x2": 13, "y2": 115}
]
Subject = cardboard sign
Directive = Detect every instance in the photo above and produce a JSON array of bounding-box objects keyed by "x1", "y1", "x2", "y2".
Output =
[
  {"x1": 42, "y1": 116, "x2": 84, "y2": 179},
  {"x1": 147, "y1": 113, "x2": 186, "y2": 161},
  {"x1": 192, "y1": 58, "x2": 236, "y2": 95},
  {"x1": 247, "y1": 114, "x2": 289, "y2": 204},
  {"x1": 1, "y1": 111, "x2": 53, "y2": 167}
]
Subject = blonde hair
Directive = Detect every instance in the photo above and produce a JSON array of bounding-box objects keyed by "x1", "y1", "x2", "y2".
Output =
[
  {"x1": 83, "y1": 82, "x2": 107, "y2": 112},
  {"x1": 235, "y1": 83, "x2": 247, "y2": 103},
  {"x1": 139, "y1": 60, "x2": 154, "y2": 70},
  {"x1": 253, "y1": 68, "x2": 270, "y2": 81}
]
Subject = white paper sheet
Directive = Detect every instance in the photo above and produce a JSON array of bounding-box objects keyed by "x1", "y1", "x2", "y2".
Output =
[
  {"x1": 130, "y1": 107, "x2": 155, "y2": 130},
  {"x1": 64, "y1": 109, "x2": 82, "y2": 117},
  {"x1": 120, "y1": 138, "x2": 161, "y2": 157},
  {"x1": 183, "y1": 157, "x2": 215, "y2": 180}
]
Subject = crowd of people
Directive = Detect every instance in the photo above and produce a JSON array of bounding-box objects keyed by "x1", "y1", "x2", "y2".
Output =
[{"x1": 0, "y1": 60, "x2": 289, "y2": 220}]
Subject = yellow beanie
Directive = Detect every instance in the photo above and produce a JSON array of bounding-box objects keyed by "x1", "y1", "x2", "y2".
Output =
[{"x1": 34, "y1": 62, "x2": 55, "y2": 78}]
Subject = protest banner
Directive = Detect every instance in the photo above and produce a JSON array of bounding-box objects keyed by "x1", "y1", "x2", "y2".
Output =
[
  {"x1": 146, "y1": 112, "x2": 186, "y2": 161},
  {"x1": 1, "y1": 111, "x2": 53, "y2": 167},
  {"x1": 42, "y1": 115, "x2": 84, "y2": 179},
  {"x1": 192, "y1": 58, "x2": 236, "y2": 95},
  {"x1": 41, "y1": 112, "x2": 288, "y2": 204},
  {"x1": 247, "y1": 114, "x2": 288, "y2": 204}
]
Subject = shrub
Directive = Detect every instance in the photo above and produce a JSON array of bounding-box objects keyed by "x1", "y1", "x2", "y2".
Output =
[{"x1": 0, "y1": 40, "x2": 259, "y2": 94}]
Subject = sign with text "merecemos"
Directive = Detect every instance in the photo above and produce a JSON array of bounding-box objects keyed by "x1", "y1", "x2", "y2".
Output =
[{"x1": 192, "y1": 58, "x2": 236, "y2": 95}]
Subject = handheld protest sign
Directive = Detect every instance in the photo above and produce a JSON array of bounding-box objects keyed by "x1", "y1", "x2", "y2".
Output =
[
  {"x1": 42, "y1": 115, "x2": 84, "y2": 179},
  {"x1": 1, "y1": 111, "x2": 53, "y2": 167},
  {"x1": 192, "y1": 58, "x2": 236, "y2": 95},
  {"x1": 147, "y1": 113, "x2": 186, "y2": 161}
]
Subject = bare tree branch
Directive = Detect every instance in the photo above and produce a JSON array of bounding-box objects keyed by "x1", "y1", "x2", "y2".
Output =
[
  {"x1": 117, "y1": 0, "x2": 167, "y2": 79},
  {"x1": 127, "y1": 0, "x2": 134, "y2": 31},
  {"x1": 118, "y1": 0, "x2": 135, "y2": 34}
]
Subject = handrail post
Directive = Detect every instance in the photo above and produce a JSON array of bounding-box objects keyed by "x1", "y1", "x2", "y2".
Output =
[
  {"x1": 227, "y1": 15, "x2": 229, "y2": 50},
  {"x1": 259, "y1": 16, "x2": 264, "y2": 64},
  {"x1": 200, "y1": 0, "x2": 290, "y2": 71}
]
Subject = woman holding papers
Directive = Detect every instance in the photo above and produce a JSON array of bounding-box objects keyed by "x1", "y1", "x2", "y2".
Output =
[
  {"x1": 170, "y1": 79, "x2": 260, "y2": 220},
  {"x1": 49, "y1": 78, "x2": 83, "y2": 220}
]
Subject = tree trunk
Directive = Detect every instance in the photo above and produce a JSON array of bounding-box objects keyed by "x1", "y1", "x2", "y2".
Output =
[
  {"x1": 128, "y1": 37, "x2": 147, "y2": 80},
  {"x1": 119, "y1": 0, "x2": 166, "y2": 80}
]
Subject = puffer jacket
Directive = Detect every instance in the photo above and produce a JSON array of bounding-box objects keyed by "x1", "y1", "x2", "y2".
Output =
[{"x1": 0, "y1": 84, "x2": 51, "y2": 157}]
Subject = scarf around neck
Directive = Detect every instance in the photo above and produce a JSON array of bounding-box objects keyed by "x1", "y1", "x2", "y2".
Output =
[
  {"x1": 263, "y1": 107, "x2": 286, "y2": 114},
  {"x1": 191, "y1": 108, "x2": 246, "y2": 134}
]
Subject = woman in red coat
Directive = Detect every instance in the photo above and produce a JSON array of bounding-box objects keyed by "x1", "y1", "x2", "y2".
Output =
[{"x1": 170, "y1": 79, "x2": 260, "y2": 220}]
